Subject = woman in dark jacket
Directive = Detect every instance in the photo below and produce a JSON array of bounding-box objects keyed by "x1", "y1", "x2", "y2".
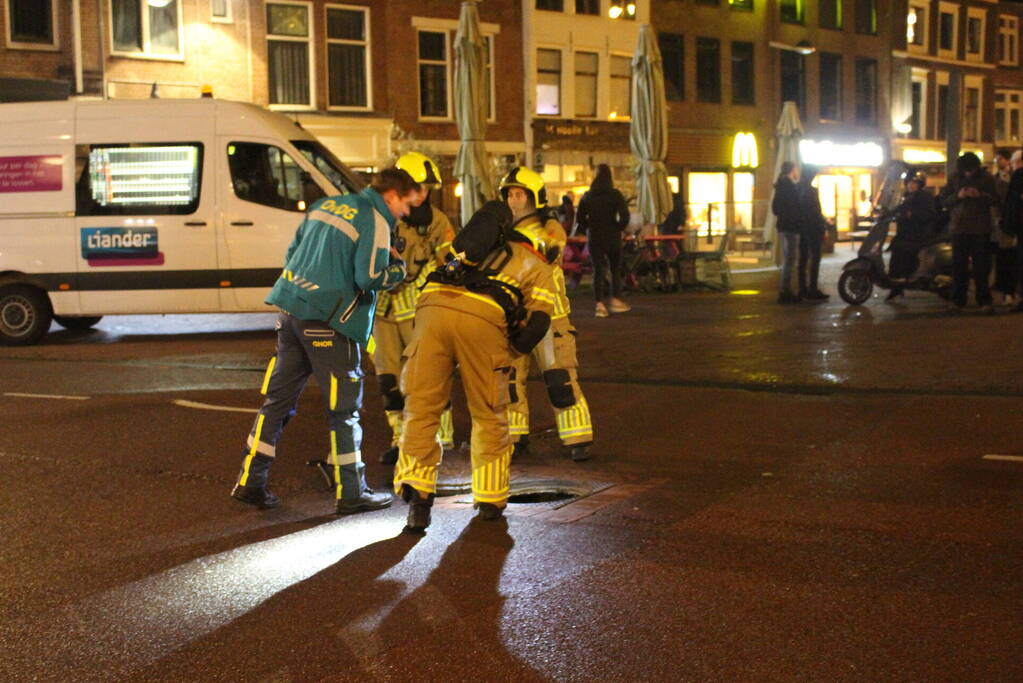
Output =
[
  {"x1": 797, "y1": 165, "x2": 830, "y2": 300},
  {"x1": 772, "y1": 161, "x2": 803, "y2": 304},
  {"x1": 577, "y1": 164, "x2": 632, "y2": 317}
]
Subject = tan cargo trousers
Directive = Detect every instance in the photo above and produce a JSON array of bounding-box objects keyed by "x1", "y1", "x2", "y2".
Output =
[{"x1": 393, "y1": 305, "x2": 514, "y2": 506}]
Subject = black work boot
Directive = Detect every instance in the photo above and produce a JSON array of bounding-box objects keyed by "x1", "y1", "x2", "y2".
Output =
[
  {"x1": 475, "y1": 502, "x2": 504, "y2": 521},
  {"x1": 336, "y1": 488, "x2": 394, "y2": 515},
  {"x1": 231, "y1": 454, "x2": 280, "y2": 508},
  {"x1": 379, "y1": 445, "x2": 399, "y2": 465},
  {"x1": 570, "y1": 444, "x2": 591, "y2": 462},
  {"x1": 402, "y1": 484, "x2": 434, "y2": 532},
  {"x1": 511, "y1": 436, "x2": 530, "y2": 459}
]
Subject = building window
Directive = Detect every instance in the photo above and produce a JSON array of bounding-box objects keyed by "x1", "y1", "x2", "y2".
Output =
[
  {"x1": 418, "y1": 30, "x2": 449, "y2": 118},
  {"x1": 780, "y1": 0, "x2": 804, "y2": 24},
  {"x1": 729, "y1": 0, "x2": 753, "y2": 11},
  {"x1": 7, "y1": 0, "x2": 56, "y2": 46},
  {"x1": 536, "y1": 0, "x2": 564, "y2": 11},
  {"x1": 820, "y1": 0, "x2": 842, "y2": 30},
  {"x1": 537, "y1": 48, "x2": 562, "y2": 116},
  {"x1": 995, "y1": 90, "x2": 1022, "y2": 144},
  {"x1": 907, "y1": 5, "x2": 926, "y2": 47},
  {"x1": 936, "y1": 83, "x2": 948, "y2": 140},
  {"x1": 731, "y1": 41, "x2": 754, "y2": 106},
  {"x1": 909, "y1": 78, "x2": 925, "y2": 139},
  {"x1": 574, "y1": 51, "x2": 598, "y2": 118},
  {"x1": 327, "y1": 6, "x2": 369, "y2": 109},
  {"x1": 855, "y1": 0, "x2": 877, "y2": 35},
  {"x1": 76, "y1": 143, "x2": 203, "y2": 216},
  {"x1": 964, "y1": 85, "x2": 980, "y2": 142},
  {"x1": 819, "y1": 52, "x2": 842, "y2": 121},
  {"x1": 112, "y1": 0, "x2": 183, "y2": 57},
  {"x1": 211, "y1": 0, "x2": 230, "y2": 22},
  {"x1": 609, "y1": 0, "x2": 636, "y2": 19},
  {"x1": 228, "y1": 142, "x2": 322, "y2": 212},
  {"x1": 1000, "y1": 16, "x2": 1019, "y2": 66},
  {"x1": 696, "y1": 0, "x2": 719, "y2": 6},
  {"x1": 780, "y1": 51, "x2": 805, "y2": 114},
  {"x1": 687, "y1": 172, "x2": 727, "y2": 237},
  {"x1": 966, "y1": 16, "x2": 983, "y2": 56},
  {"x1": 696, "y1": 37, "x2": 721, "y2": 104},
  {"x1": 659, "y1": 33, "x2": 684, "y2": 102},
  {"x1": 610, "y1": 54, "x2": 632, "y2": 118},
  {"x1": 854, "y1": 58, "x2": 876, "y2": 125},
  {"x1": 938, "y1": 6, "x2": 956, "y2": 54},
  {"x1": 576, "y1": 0, "x2": 599, "y2": 15}
]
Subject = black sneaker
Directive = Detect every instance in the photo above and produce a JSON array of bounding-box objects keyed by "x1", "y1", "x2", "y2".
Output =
[
  {"x1": 402, "y1": 484, "x2": 434, "y2": 532},
  {"x1": 570, "y1": 444, "x2": 591, "y2": 462},
  {"x1": 379, "y1": 445, "x2": 399, "y2": 465},
  {"x1": 336, "y1": 489, "x2": 393, "y2": 515},
  {"x1": 231, "y1": 483, "x2": 280, "y2": 509},
  {"x1": 475, "y1": 502, "x2": 504, "y2": 521}
]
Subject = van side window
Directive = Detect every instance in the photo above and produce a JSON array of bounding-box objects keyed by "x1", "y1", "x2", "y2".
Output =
[
  {"x1": 227, "y1": 142, "x2": 325, "y2": 212},
  {"x1": 75, "y1": 143, "x2": 203, "y2": 216}
]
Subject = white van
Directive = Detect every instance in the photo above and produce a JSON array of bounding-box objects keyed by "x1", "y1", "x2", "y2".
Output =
[{"x1": 0, "y1": 98, "x2": 363, "y2": 345}]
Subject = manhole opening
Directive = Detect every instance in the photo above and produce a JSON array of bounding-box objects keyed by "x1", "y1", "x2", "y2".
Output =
[{"x1": 508, "y1": 491, "x2": 576, "y2": 504}]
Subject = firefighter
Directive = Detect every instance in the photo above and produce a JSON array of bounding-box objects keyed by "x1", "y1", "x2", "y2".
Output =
[
  {"x1": 231, "y1": 168, "x2": 417, "y2": 514},
  {"x1": 373, "y1": 152, "x2": 457, "y2": 465},
  {"x1": 500, "y1": 167, "x2": 594, "y2": 462},
  {"x1": 393, "y1": 200, "x2": 557, "y2": 531}
]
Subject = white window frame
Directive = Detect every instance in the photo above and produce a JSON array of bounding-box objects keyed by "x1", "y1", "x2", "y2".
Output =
[
  {"x1": 910, "y1": 68, "x2": 928, "y2": 140},
  {"x1": 907, "y1": 4, "x2": 928, "y2": 53},
  {"x1": 416, "y1": 28, "x2": 452, "y2": 121},
  {"x1": 937, "y1": 2, "x2": 959, "y2": 59},
  {"x1": 994, "y1": 89, "x2": 1023, "y2": 144},
  {"x1": 999, "y1": 15, "x2": 1018, "y2": 66},
  {"x1": 963, "y1": 75, "x2": 984, "y2": 143},
  {"x1": 266, "y1": 0, "x2": 316, "y2": 111},
  {"x1": 965, "y1": 7, "x2": 986, "y2": 62},
  {"x1": 325, "y1": 3, "x2": 372, "y2": 112},
  {"x1": 573, "y1": 50, "x2": 599, "y2": 119},
  {"x1": 108, "y1": 0, "x2": 186, "y2": 61},
  {"x1": 536, "y1": 45, "x2": 564, "y2": 118},
  {"x1": 5, "y1": 0, "x2": 60, "y2": 50},
  {"x1": 609, "y1": 51, "x2": 633, "y2": 121},
  {"x1": 410, "y1": 16, "x2": 499, "y2": 123},
  {"x1": 211, "y1": 0, "x2": 232, "y2": 24}
]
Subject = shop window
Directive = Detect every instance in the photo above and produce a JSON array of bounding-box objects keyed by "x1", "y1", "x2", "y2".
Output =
[
  {"x1": 855, "y1": 0, "x2": 877, "y2": 35},
  {"x1": 112, "y1": 0, "x2": 182, "y2": 57},
  {"x1": 907, "y1": 6, "x2": 926, "y2": 48},
  {"x1": 780, "y1": 0, "x2": 804, "y2": 25},
  {"x1": 7, "y1": 0, "x2": 56, "y2": 46},
  {"x1": 76, "y1": 143, "x2": 202, "y2": 216},
  {"x1": 731, "y1": 42, "x2": 754, "y2": 106},
  {"x1": 610, "y1": 55, "x2": 632, "y2": 119},
  {"x1": 854, "y1": 58, "x2": 877, "y2": 125},
  {"x1": 537, "y1": 48, "x2": 562, "y2": 116},
  {"x1": 327, "y1": 6, "x2": 370, "y2": 109},
  {"x1": 696, "y1": 37, "x2": 721, "y2": 104},
  {"x1": 418, "y1": 30, "x2": 450, "y2": 118},
  {"x1": 576, "y1": 0, "x2": 599, "y2": 15},
  {"x1": 659, "y1": 33, "x2": 684, "y2": 102},
  {"x1": 1000, "y1": 16, "x2": 1018, "y2": 66},
  {"x1": 267, "y1": 2, "x2": 312, "y2": 106},
  {"x1": 228, "y1": 142, "x2": 323, "y2": 212},
  {"x1": 964, "y1": 86, "x2": 980, "y2": 142},
  {"x1": 574, "y1": 51, "x2": 598, "y2": 118},
  {"x1": 211, "y1": 0, "x2": 230, "y2": 22},
  {"x1": 780, "y1": 51, "x2": 805, "y2": 115},
  {"x1": 732, "y1": 172, "x2": 754, "y2": 233},
  {"x1": 536, "y1": 0, "x2": 564, "y2": 11},
  {"x1": 729, "y1": 0, "x2": 753, "y2": 12},
  {"x1": 966, "y1": 15, "x2": 983, "y2": 56},
  {"x1": 819, "y1": 53, "x2": 842, "y2": 121},
  {"x1": 687, "y1": 172, "x2": 727, "y2": 237},
  {"x1": 820, "y1": 0, "x2": 842, "y2": 30}
]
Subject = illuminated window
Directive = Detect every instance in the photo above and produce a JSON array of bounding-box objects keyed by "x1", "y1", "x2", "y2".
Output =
[
  {"x1": 609, "y1": 0, "x2": 636, "y2": 20},
  {"x1": 418, "y1": 30, "x2": 449, "y2": 118},
  {"x1": 730, "y1": 0, "x2": 753, "y2": 11},
  {"x1": 820, "y1": 0, "x2": 842, "y2": 30},
  {"x1": 610, "y1": 54, "x2": 631, "y2": 118},
  {"x1": 907, "y1": 5, "x2": 926, "y2": 47},
  {"x1": 111, "y1": 0, "x2": 183, "y2": 57},
  {"x1": 327, "y1": 6, "x2": 370, "y2": 109},
  {"x1": 537, "y1": 48, "x2": 562, "y2": 116},
  {"x1": 1000, "y1": 16, "x2": 1019, "y2": 65},
  {"x1": 267, "y1": 2, "x2": 313, "y2": 106},
  {"x1": 995, "y1": 90, "x2": 1023, "y2": 144},
  {"x1": 76, "y1": 143, "x2": 202, "y2": 215},
  {"x1": 687, "y1": 172, "x2": 727, "y2": 237},
  {"x1": 732, "y1": 173, "x2": 754, "y2": 232},
  {"x1": 780, "y1": 0, "x2": 804, "y2": 24},
  {"x1": 574, "y1": 52, "x2": 598, "y2": 118}
]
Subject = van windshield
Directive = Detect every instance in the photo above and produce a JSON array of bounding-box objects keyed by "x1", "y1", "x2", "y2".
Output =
[{"x1": 291, "y1": 140, "x2": 363, "y2": 195}]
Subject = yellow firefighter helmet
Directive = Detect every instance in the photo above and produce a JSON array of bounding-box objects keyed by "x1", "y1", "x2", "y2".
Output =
[
  {"x1": 499, "y1": 166, "x2": 548, "y2": 209},
  {"x1": 396, "y1": 151, "x2": 442, "y2": 186},
  {"x1": 514, "y1": 219, "x2": 565, "y2": 264}
]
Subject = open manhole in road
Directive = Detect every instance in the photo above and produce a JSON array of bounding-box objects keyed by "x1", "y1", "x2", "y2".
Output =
[{"x1": 435, "y1": 478, "x2": 614, "y2": 512}]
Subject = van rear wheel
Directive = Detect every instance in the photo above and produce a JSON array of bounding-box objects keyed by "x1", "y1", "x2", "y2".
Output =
[
  {"x1": 0, "y1": 285, "x2": 53, "y2": 346},
  {"x1": 54, "y1": 315, "x2": 103, "y2": 330}
]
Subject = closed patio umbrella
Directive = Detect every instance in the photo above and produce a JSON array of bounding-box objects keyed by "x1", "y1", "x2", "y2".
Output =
[
  {"x1": 629, "y1": 24, "x2": 672, "y2": 230},
  {"x1": 764, "y1": 101, "x2": 804, "y2": 253},
  {"x1": 454, "y1": 1, "x2": 494, "y2": 225}
]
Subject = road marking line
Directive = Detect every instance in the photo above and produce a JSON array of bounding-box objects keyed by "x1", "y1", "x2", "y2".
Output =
[
  {"x1": 172, "y1": 399, "x2": 258, "y2": 414},
  {"x1": 3, "y1": 392, "x2": 90, "y2": 400},
  {"x1": 983, "y1": 454, "x2": 1023, "y2": 463}
]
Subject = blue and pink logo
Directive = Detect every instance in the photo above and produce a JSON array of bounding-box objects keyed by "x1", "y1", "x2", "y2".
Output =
[{"x1": 81, "y1": 227, "x2": 163, "y2": 266}]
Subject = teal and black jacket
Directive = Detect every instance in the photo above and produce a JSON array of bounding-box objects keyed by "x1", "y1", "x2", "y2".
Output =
[{"x1": 266, "y1": 188, "x2": 406, "y2": 343}]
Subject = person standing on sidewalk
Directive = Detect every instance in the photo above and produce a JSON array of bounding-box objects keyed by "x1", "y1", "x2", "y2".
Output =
[
  {"x1": 231, "y1": 168, "x2": 417, "y2": 513},
  {"x1": 576, "y1": 164, "x2": 631, "y2": 318},
  {"x1": 991, "y1": 148, "x2": 1018, "y2": 307},
  {"x1": 1005, "y1": 150, "x2": 1023, "y2": 313},
  {"x1": 940, "y1": 152, "x2": 996, "y2": 312},
  {"x1": 772, "y1": 161, "x2": 803, "y2": 304},
  {"x1": 796, "y1": 164, "x2": 830, "y2": 301}
]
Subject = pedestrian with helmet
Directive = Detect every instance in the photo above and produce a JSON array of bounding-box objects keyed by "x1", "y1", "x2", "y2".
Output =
[
  {"x1": 394, "y1": 200, "x2": 557, "y2": 531},
  {"x1": 231, "y1": 168, "x2": 418, "y2": 514},
  {"x1": 887, "y1": 170, "x2": 936, "y2": 301},
  {"x1": 373, "y1": 152, "x2": 456, "y2": 466},
  {"x1": 500, "y1": 167, "x2": 595, "y2": 462},
  {"x1": 576, "y1": 164, "x2": 632, "y2": 317}
]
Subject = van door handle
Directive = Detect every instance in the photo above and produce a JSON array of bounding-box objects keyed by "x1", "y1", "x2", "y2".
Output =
[
  {"x1": 184, "y1": 221, "x2": 207, "y2": 226},
  {"x1": 231, "y1": 220, "x2": 254, "y2": 226}
]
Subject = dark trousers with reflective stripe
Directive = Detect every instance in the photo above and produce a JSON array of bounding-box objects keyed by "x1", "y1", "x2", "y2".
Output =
[{"x1": 237, "y1": 311, "x2": 367, "y2": 501}]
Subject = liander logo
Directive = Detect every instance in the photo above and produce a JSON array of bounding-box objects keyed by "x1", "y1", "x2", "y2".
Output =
[{"x1": 81, "y1": 227, "x2": 158, "y2": 260}]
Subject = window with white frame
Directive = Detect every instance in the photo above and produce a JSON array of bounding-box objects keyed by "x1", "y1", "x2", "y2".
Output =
[
  {"x1": 327, "y1": 5, "x2": 370, "y2": 109},
  {"x1": 211, "y1": 0, "x2": 231, "y2": 22},
  {"x1": 909, "y1": 72, "x2": 927, "y2": 140},
  {"x1": 610, "y1": 54, "x2": 632, "y2": 119},
  {"x1": 966, "y1": 8, "x2": 985, "y2": 60},
  {"x1": 1000, "y1": 15, "x2": 1018, "y2": 66},
  {"x1": 111, "y1": 0, "x2": 183, "y2": 57},
  {"x1": 7, "y1": 0, "x2": 58, "y2": 48},
  {"x1": 907, "y1": 5, "x2": 927, "y2": 50},
  {"x1": 964, "y1": 78, "x2": 983, "y2": 142},
  {"x1": 995, "y1": 90, "x2": 1022, "y2": 144},
  {"x1": 935, "y1": 73, "x2": 949, "y2": 140},
  {"x1": 266, "y1": 2, "x2": 313, "y2": 106},
  {"x1": 938, "y1": 3, "x2": 957, "y2": 56},
  {"x1": 574, "y1": 51, "x2": 598, "y2": 118},
  {"x1": 418, "y1": 30, "x2": 449, "y2": 118},
  {"x1": 537, "y1": 48, "x2": 562, "y2": 116}
]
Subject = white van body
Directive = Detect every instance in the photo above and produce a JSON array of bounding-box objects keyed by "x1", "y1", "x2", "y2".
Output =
[{"x1": 0, "y1": 98, "x2": 363, "y2": 344}]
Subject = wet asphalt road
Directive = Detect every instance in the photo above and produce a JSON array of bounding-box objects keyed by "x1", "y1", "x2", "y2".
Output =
[{"x1": 2, "y1": 256, "x2": 1022, "y2": 681}]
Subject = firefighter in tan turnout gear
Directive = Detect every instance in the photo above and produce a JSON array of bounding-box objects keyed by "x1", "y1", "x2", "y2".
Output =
[
  {"x1": 373, "y1": 152, "x2": 457, "y2": 465},
  {"x1": 394, "y1": 200, "x2": 557, "y2": 531},
  {"x1": 501, "y1": 167, "x2": 594, "y2": 462}
]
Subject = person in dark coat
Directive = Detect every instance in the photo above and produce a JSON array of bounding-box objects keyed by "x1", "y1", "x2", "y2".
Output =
[
  {"x1": 796, "y1": 164, "x2": 830, "y2": 300},
  {"x1": 992, "y1": 149, "x2": 1018, "y2": 306},
  {"x1": 939, "y1": 152, "x2": 996, "y2": 311},
  {"x1": 772, "y1": 161, "x2": 802, "y2": 304},
  {"x1": 557, "y1": 193, "x2": 576, "y2": 234},
  {"x1": 1005, "y1": 150, "x2": 1023, "y2": 312},
  {"x1": 886, "y1": 170, "x2": 937, "y2": 300},
  {"x1": 577, "y1": 164, "x2": 632, "y2": 317}
]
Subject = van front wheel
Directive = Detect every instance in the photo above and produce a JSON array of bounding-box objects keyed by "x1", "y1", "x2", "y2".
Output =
[
  {"x1": 0, "y1": 285, "x2": 53, "y2": 346},
  {"x1": 54, "y1": 315, "x2": 103, "y2": 330}
]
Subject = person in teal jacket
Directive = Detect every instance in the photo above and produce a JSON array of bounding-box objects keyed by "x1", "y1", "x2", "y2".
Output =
[{"x1": 231, "y1": 168, "x2": 419, "y2": 514}]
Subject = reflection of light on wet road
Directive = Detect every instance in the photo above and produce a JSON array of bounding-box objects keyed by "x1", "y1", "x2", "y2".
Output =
[{"x1": 730, "y1": 290, "x2": 760, "y2": 296}]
